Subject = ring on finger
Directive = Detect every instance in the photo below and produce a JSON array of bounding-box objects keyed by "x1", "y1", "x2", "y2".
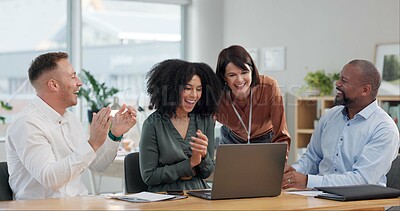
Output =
[{"x1": 288, "y1": 178, "x2": 291, "y2": 184}]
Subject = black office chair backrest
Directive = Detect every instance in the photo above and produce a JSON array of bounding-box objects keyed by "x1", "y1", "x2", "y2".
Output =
[
  {"x1": 124, "y1": 152, "x2": 148, "y2": 193},
  {"x1": 386, "y1": 155, "x2": 400, "y2": 190},
  {"x1": 0, "y1": 162, "x2": 13, "y2": 201}
]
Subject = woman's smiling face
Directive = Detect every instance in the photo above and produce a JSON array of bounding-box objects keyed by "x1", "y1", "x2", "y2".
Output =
[
  {"x1": 224, "y1": 62, "x2": 252, "y2": 100},
  {"x1": 176, "y1": 74, "x2": 202, "y2": 116}
]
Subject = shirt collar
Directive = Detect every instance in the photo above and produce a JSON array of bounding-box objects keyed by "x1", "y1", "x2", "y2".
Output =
[
  {"x1": 341, "y1": 99, "x2": 379, "y2": 120},
  {"x1": 33, "y1": 95, "x2": 66, "y2": 124}
]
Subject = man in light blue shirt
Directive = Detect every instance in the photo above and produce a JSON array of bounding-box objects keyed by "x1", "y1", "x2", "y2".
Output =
[{"x1": 282, "y1": 59, "x2": 399, "y2": 189}]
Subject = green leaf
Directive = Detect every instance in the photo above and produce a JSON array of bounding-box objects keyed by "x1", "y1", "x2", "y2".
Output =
[
  {"x1": 1, "y1": 101, "x2": 12, "y2": 110},
  {"x1": 0, "y1": 100, "x2": 12, "y2": 124},
  {"x1": 304, "y1": 69, "x2": 339, "y2": 96},
  {"x1": 77, "y1": 69, "x2": 119, "y2": 111}
]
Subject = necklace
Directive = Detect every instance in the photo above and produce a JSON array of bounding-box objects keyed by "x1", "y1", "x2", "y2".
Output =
[{"x1": 229, "y1": 89, "x2": 253, "y2": 144}]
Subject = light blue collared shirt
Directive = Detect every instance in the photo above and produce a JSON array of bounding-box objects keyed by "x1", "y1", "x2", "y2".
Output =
[{"x1": 293, "y1": 100, "x2": 399, "y2": 188}]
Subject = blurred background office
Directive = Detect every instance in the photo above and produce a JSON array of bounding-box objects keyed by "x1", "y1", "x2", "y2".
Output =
[{"x1": 0, "y1": 0, "x2": 399, "y2": 194}]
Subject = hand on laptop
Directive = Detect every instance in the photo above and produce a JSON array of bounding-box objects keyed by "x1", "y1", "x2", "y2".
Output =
[
  {"x1": 190, "y1": 130, "x2": 209, "y2": 167},
  {"x1": 281, "y1": 165, "x2": 307, "y2": 189}
]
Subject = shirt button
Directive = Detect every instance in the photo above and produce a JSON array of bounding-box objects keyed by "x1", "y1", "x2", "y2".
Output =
[
  {"x1": 335, "y1": 169, "x2": 337, "y2": 171},
  {"x1": 347, "y1": 124, "x2": 350, "y2": 126},
  {"x1": 340, "y1": 138, "x2": 343, "y2": 141},
  {"x1": 336, "y1": 153, "x2": 338, "y2": 156}
]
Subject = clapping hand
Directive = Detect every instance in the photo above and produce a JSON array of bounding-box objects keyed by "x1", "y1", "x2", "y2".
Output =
[
  {"x1": 110, "y1": 104, "x2": 137, "y2": 137},
  {"x1": 190, "y1": 129, "x2": 208, "y2": 167},
  {"x1": 88, "y1": 107, "x2": 112, "y2": 151}
]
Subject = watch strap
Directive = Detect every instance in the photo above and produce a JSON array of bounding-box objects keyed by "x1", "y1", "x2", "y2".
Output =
[{"x1": 108, "y1": 130, "x2": 123, "y2": 142}]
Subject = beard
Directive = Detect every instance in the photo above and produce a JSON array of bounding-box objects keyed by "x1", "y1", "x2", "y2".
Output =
[{"x1": 334, "y1": 91, "x2": 356, "y2": 106}]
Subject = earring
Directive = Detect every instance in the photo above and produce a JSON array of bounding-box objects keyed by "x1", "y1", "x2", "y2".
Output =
[{"x1": 223, "y1": 82, "x2": 230, "y2": 91}]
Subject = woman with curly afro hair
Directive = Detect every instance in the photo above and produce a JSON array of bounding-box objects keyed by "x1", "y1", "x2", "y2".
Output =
[{"x1": 139, "y1": 59, "x2": 222, "y2": 192}]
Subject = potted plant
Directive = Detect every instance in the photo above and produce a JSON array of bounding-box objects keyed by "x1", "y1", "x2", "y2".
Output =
[
  {"x1": 0, "y1": 100, "x2": 12, "y2": 124},
  {"x1": 78, "y1": 69, "x2": 119, "y2": 122},
  {"x1": 304, "y1": 70, "x2": 339, "y2": 96}
]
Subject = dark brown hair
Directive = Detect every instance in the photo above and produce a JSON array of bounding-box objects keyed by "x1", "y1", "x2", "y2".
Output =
[
  {"x1": 216, "y1": 45, "x2": 260, "y2": 90},
  {"x1": 28, "y1": 52, "x2": 68, "y2": 84}
]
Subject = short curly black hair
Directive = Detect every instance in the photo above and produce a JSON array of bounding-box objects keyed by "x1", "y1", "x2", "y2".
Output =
[{"x1": 146, "y1": 59, "x2": 222, "y2": 117}]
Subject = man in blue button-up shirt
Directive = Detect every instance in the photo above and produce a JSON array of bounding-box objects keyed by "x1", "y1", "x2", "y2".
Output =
[{"x1": 282, "y1": 59, "x2": 399, "y2": 189}]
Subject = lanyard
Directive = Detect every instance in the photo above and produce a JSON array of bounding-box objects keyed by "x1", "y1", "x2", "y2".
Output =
[{"x1": 229, "y1": 89, "x2": 253, "y2": 144}]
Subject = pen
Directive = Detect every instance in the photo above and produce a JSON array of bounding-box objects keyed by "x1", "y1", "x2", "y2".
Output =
[{"x1": 120, "y1": 196, "x2": 149, "y2": 203}]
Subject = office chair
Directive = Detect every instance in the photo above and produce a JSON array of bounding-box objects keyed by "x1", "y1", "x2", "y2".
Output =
[
  {"x1": 124, "y1": 152, "x2": 148, "y2": 193},
  {"x1": 386, "y1": 155, "x2": 400, "y2": 190},
  {"x1": 0, "y1": 162, "x2": 13, "y2": 201}
]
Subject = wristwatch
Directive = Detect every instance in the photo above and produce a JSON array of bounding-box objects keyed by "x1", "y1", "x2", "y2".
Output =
[{"x1": 108, "y1": 130, "x2": 123, "y2": 142}]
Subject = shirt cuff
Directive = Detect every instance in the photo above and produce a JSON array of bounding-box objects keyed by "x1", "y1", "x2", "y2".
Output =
[
  {"x1": 292, "y1": 163, "x2": 301, "y2": 172},
  {"x1": 76, "y1": 142, "x2": 97, "y2": 167},
  {"x1": 197, "y1": 153, "x2": 211, "y2": 168},
  {"x1": 176, "y1": 159, "x2": 195, "y2": 177},
  {"x1": 307, "y1": 174, "x2": 323, "y2": 188},
  {"x1": 105, "y1": 135, "x2": 122, "y2": 148}
]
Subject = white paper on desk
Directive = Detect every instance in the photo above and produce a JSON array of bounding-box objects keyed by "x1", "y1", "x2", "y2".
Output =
[
  {"x1": 107, "y1": 192, "x2": 175, "y2": 203},
  {"x1": 285, "y1": 190, "x2": 324, "y2": 197}
]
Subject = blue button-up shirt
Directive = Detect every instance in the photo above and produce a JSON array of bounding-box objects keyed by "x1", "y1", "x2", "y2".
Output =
[{"x1": 293, "y1": 100, "x2": 399, "y2": 188}]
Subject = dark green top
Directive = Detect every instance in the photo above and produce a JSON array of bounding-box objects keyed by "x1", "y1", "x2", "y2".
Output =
[{"x1": 139, "y1": 110, "x2": 215, "y2": 192}]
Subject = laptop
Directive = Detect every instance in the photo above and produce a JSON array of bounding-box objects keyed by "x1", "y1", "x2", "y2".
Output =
[{"x1": 187, "y1": 143, "x2": 287, "y2": 200}]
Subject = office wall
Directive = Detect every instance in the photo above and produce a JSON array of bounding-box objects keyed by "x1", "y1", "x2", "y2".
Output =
[
  {"x1": 186, "y1": 0, "x2": 223, "y2": 65},
  {"x1": 188, "y1": 0, "x2": 400, "y2": 93}
]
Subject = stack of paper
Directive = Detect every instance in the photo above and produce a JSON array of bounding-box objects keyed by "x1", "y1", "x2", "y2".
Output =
[{"x1": 107, "y1": 191, "x2": 176, "y2": 203}]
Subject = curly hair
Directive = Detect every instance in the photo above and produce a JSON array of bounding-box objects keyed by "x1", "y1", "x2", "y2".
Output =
[
  {"x1": 216, "y1": 45, "x2": 260, "y2": 90},
  {"x1": 146, "y1": 59, "x2": 221, "y2": 117}
]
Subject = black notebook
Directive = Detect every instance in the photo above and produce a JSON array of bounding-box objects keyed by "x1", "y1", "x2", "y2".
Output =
[{"x1": 315, "y1": 184, "x2": 400, "y2": 201}]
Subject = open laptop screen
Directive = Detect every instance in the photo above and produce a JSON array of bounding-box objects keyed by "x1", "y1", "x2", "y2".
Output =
[{"x1": 188, "y1": 143, "x2": 287, "y2": 200}]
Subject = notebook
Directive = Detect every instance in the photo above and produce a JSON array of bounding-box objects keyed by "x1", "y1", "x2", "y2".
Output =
[
  {"x1": 187, "y1": 143, "x2": 287, "y2": 200},
  {"x1": 315, "y1": 184, "x2": 400, "y2": 201},
  {"x1": 107, "y1": 191, "x2": 187, "y2": 203}
]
